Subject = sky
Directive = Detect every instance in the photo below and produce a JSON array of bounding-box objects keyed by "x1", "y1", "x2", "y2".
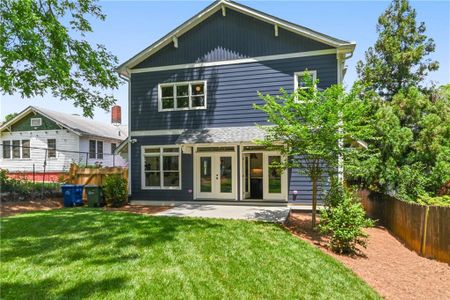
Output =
[{"x1": 1, "y1": 0, "x2": 449, "y2": 124}]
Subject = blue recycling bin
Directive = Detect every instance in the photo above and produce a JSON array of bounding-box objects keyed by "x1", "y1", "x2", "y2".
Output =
[{"x1": 61, "y1": 184, "x2": 84, "y2": 207}]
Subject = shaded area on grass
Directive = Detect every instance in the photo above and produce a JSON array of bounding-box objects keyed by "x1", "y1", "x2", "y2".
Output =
[{"x1": 1, "y1": 209, "x2": 379, "y2": 299}]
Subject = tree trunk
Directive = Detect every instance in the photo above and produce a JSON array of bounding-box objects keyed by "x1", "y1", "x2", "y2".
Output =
[{"x1": 311, "y1": 176, "x2": 317, "y2": 228}]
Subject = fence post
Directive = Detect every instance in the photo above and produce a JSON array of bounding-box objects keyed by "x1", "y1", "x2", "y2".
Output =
[{"x1": 420, "y1": 205, "x2": 430, "y2": 256}]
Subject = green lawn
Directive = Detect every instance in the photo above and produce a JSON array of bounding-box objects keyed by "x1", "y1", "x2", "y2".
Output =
[{"x1": 0, "y1": 209, "x2": 379, "y2": 299}]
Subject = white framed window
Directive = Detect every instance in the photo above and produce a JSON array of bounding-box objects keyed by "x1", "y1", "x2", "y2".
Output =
[
  {"x1": 30, "y1": 118, "x2": 42, "y2": 127},
  {"x1": 47, "y1": 139, "x2": 56, "y2": 158},
  {"x1": 2, "y1": 140, "x2": 30, "y2": 159},
  {"x1": 158, "y1": 81, "x2": 207, "y2": 111},
  {"x1": 89, "y1": 140, "x2": 104, "y2": 159},
  {"x1": 294, "y1": 70, "x2": 317, "y2": 90},
  {"x1": 142, "y1": 146, "x2": 181, "y2": 190}
]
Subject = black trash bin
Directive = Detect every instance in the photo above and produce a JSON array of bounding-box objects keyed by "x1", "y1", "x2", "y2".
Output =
[{"x1": 85, "y1": 185, "x2": 104, "y2": 207}]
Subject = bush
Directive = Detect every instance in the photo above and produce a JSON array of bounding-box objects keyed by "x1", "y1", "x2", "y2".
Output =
[
  {"x1": 103, "y1": 174, "x2": 128, "y2": 207},
  {"x1": 417, "y1": 195, "x2": 450, "y2": 207},
  {"x1": 319, "y1": 190, "x2": 375, "y2": 254}
]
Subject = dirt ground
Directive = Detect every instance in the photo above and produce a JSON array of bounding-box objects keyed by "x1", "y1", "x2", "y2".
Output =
[
  {"x1": 0, "y1": 198, "x2": 64, "y2": 217},
  {"x1": 286, "y1": 212, "x2": 450, "y2": 300},
  {"x1": 0, "y1": 199, "x2": 170, "y2": 217}
]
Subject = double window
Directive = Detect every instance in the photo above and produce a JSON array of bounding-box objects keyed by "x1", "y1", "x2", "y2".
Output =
[
  {"x1": 142, "y1": 146, "x2": 181, "y2": 189},
  {"x1": 89, "y1": 140, "x2": 104, "y2": 159},
  {"x1": 2, "y1": 140, "x2": 30, "y2": 159},
  {"x1": 158, "y1": 81, "x2": 206, "y2": 111}
]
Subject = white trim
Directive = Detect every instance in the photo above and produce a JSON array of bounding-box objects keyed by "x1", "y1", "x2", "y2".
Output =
[
  {"x1": 239, "y1": 143, "x2": 288, "y2": 202},
  {"x1": 172, "y1": 36, "x2": 178, "y2": 48},
  {"x1": 158, "y1": 80, "x2": 207, "y2": 112},
  {"x1": 30, "y1": 118, "x2": 42, "y2": 127},
  {"x1": 193, "y1": 145, "x2": 238, "y2": 200},
  {"x1": 141, "y1": 145, "x2": 182, "y2": 190},
  {"x1": 274, "y1": 24, "x2": 278, "y2": 37},
  {"x1": 116, "y1": 0, "x2": 355, "y2": 73},
  {"x1": 221, "y1": 5, "x2": 226, "y2": 17},
  {"x1": 131, "y1": 129, "x2": 185, "y2": 137},
  {"x1": 294, "y1": 70, "x2": 317, "y2": 90},
  {"x1": 130, "y1": 49, "x2": 336, "y2": 74}
]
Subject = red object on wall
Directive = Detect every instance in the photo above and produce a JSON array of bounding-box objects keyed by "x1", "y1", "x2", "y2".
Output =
[
  {"x1": 8, "y1": 172, "x2": 62, "y2": 183},
  {"x1": 111, "y1": 105, "x2": 122, "y2": 125}
]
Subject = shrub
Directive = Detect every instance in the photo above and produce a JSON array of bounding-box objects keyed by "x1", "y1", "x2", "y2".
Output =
[
  {"x1": 319, "y1": 190, "x2": 375, "y2": 254},
  {"x1": 103, "y1": 174, "x2": 128, "y2": 207},
  {"x1": 417, "y1": 195, "x2": 450, "y2": 207}
]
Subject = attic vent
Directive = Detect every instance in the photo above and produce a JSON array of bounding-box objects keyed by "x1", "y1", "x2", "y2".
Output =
[{"x1": 30, "y1": 118, "x2": 42, "y2": 127}]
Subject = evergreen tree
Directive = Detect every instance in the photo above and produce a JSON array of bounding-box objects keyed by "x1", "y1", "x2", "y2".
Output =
[{"x1": 357, "y1": 0, "x2": 438, "y2": 99}]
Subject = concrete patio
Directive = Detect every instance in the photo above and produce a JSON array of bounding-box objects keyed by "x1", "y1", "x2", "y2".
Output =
[{"x1": 154, "y1": 204, "x2": 291, "y2": 223}]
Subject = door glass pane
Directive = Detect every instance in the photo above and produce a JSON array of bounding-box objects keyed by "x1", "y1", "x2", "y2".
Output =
[
  {"x1": 245, "y1": 156, "x2": 249, "y2": 193},
  {"x1": 220, "y1": 156, "x2": 232, "y2": 193},
  {"x1": 200, "y1": 157, "x2": 211, "y2": 192},
  {"x1": 268, "y1": 156, "x2": 282, "y2": 193}
]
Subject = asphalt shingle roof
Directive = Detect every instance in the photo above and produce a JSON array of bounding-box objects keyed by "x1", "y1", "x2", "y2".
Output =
[{"x1": 175, "y1": 126, "x2": 268, "y2": 144}]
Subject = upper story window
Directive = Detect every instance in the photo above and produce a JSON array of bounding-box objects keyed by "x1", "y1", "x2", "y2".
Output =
[
  {"x1": 158, "y1": 81, "x2": 207, "y2": 111},
  {"x1": 294, "y1": 70, "x2": 317, "y2": 90}
]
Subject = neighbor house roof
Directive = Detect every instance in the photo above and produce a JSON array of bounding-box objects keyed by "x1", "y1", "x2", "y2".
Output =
[
  {"x1": 117, "y1": 0, "x2": 355, "y2": 76},
  {"x1": 175, "y1": 126, "x2": 269, "y2": 144},
  {"x1": 0, "y1": 106, "x2": 128, "y2": 141}
]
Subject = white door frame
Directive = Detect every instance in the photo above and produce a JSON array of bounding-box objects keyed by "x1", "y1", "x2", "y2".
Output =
[
  {"x1": 193, "y1": 145, "x2": 237, "y2": 200},
  {"x1": 240, "y1": 144, "x2": 288, "y2": 201}
]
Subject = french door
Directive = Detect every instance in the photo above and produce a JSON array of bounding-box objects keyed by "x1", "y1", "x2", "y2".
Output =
[{"x1": 196, "y1": 152, "x2": 236, "y2": 199}]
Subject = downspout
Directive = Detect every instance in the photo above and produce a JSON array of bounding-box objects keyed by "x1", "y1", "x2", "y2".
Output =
[{"x1": 119, "y1": 72, "x2": 132, "y2": 197}]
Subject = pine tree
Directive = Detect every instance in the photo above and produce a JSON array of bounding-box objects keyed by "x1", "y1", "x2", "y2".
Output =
[{"x1": 357, "y1": 0, "x2": 438, "y2": 99}]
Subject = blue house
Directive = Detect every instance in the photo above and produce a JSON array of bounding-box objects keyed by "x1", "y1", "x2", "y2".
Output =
[{"x1": 117, "y1": 0, "x2": 355, "y2": 205}]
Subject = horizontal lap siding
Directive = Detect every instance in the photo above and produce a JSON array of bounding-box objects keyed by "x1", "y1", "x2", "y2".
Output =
[
  {"x1": 135, "y1": 9, "x2": 331, "y2": 69},
  {"x1": 130, "y1": 135, "x2": 193, "y2": 201},
  {"x1": 130, "y1": 54, "x2": 337, "y2": 131}
]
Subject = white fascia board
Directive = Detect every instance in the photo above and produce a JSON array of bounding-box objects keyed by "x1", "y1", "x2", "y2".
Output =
[{"x1": 130, "y1": 49, "x2": 337, "y2": 74}]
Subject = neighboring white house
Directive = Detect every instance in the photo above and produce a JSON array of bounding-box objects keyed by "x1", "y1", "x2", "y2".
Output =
[{"x1": 0, "y1": 106, "x2": 127, "y2": 181}]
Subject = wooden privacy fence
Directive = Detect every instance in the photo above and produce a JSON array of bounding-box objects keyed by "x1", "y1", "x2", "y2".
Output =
[
  {"x1": 68, "y1": 164, "x2": 128, "y2": 199},
  {"x1": 358, "y1": 189, "x2": 450, "y2": 264}
]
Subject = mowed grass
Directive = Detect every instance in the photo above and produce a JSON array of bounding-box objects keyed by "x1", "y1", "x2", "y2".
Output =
[{"x1": 0, "y1": 209, "x2": 379, "y2": 299}]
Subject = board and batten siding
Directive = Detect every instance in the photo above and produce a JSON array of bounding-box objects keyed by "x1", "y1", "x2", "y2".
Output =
[
  {"x1": 135, "y1": 9, "x2": 332, "y2": 69},
  {"x1": 130, "y1": 54, "x2": 337, "y2": 131},
  {"x1": 0, "y1": 130, "x2": 80, "y2": 173}
]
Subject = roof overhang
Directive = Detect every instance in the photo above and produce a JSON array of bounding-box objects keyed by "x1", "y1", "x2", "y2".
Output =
[
  {"x1": 117, "y1": 0, "x2": 356, "y2": 77},
  {"x1": 0, "y1": 106, "x2": 80, "y2": 136}
]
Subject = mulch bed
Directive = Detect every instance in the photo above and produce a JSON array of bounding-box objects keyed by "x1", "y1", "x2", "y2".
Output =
[
  {"x1": 0, "y1": 198, "x2": 64, "y2": 217},
  {"x1": 285, "y1": 212, "x2": 450, "y2": 300},
  {"x1": 0, "y1": 198, "x2": 170, "y2": 218}
]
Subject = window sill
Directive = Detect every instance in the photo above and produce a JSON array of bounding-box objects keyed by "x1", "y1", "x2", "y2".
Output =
[{"x1": 158, "y1": 107, "x2": 207, "y2": 112}]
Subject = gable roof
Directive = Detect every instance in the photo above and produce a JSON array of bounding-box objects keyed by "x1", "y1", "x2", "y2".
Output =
[
  {"x1": 117, "y1": 0, "x2": 355, "y2": 76},
  {"x1": 1, "y1": 106, "x2": 128, "y2": 141}
]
